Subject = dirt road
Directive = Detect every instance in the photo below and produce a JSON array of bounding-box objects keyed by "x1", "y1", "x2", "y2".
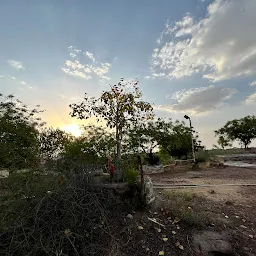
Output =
[{"x1": 149, "y1": 165, "x2": 256, "y2": 255}]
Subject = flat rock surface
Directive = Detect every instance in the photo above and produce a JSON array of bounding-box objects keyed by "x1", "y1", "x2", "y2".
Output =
[{"x1": 193, "y1": 231, "x2": 233, "y2": 256}]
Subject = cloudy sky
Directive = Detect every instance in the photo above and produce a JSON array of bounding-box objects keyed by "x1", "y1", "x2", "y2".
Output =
[{"x1": 1, "y1": 0, "x2": 256, "y2": 147}]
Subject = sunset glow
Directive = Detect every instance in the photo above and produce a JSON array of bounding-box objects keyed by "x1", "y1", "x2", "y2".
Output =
[{"x1": 61, "y1": 124, "x2": 83, "y2": 137}]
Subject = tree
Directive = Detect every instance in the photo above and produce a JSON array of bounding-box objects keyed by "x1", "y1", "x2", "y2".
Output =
[
  {"x1": 217, "y1": 135, "x2": 232, "y2": 149},
  {"x1": 158, "y1": 120, "x2": 203, "y2": 159},
  {"x1": 69, "y1": 79, "x2": 154, "y2": 173},
  {"x1": 125, "y1": 119, "x2": 167, "y2": 165},
  {"x1": 215, "y1": 115, "x2": 256, "y2": 149},
  {"x1": 40, "y1": 127, "x2": 72, "y2": 161},
  {"x1": 0, "y1": 93, "x2": 44, "y2": 170},
  {"x1": 63, "y1": 125, "x2": 116, "y2": 164}
]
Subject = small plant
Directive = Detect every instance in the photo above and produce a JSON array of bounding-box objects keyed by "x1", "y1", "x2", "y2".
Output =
[
  {"x1": 124, "y1": 169, "x2": 139, "y2": 185},
  {"x1": 163, "y1": 190, "x2": 196, "y2": 201},
  {"x1": 162, "y1": 190, "x2": 210, "y2": 227},
  {"x1": 145, "y1": 153, "x2": 160, "y2": 165}
]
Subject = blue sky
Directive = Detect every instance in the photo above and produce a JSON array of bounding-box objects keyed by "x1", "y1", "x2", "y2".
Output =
[{"x1": 1, "y1": 0, "x2": 256, "y2": 147}]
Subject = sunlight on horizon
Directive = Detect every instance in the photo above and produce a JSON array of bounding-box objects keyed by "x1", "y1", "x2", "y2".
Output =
[{"x1": 61, "y1": 123, "x2": 83, "y2": 137}]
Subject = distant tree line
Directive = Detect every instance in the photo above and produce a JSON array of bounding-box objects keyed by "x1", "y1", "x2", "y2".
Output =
[{"x1": 4, "y1": 79, "x2": 255, "y2": 172}]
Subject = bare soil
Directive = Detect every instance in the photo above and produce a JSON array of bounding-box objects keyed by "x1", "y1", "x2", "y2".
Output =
[{"x1": 149, "y1": 165, "x2": 256, "y2": 255}]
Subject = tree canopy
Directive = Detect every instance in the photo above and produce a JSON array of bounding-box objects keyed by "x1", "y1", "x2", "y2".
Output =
[
  {"x1": 63, "y1": 125, "x2": 116, "y2": 164},
  {"x1": 215, "y1": 115, "x2": 256, "y2": 149},
  {"x1": 0, "y1": 93, "x2": 44, "y2": 170},
  {"x1": 69, "y1": 79, "x2": 154, "y2": 169}
]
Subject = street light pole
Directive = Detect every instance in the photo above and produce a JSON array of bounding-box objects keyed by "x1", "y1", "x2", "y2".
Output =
[{"x1": 184, "y1": 115, "x2": 196, "y2": 163}]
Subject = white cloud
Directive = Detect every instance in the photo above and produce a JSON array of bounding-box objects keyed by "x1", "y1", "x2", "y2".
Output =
[
  {"x1": 62, "y1": 47, "x2": 112, "y2": 82},
  {"x1": 0, "y1": 75, "x2": 5, "y2": 78},
  {"x1": 151, "y1": 0, "x2": 256, "y2": 81},
  {"x1": 154, "y1": 85, "x2": 237, "y2": 115},
  {"x1": 92, "y1": 63, "x2": 111, "y2": 77},
  {"x1": 59, "y1": 94, "x2": 80, "y2": 101},
  {"x1": 245, "y1": 93, "x2": 256, "y2": 105},
  {"x1": 7, "y1": 60, "x2": 24, "y2": 70},
  {"x1": 249, "y1": 81, "x2": 256, "y2": 86},
  {"x1": 20, "y1": 81, "x2": 26, "y2": 85},
  {"x1": 62, "y1": 67, "x2": 92, "y2": 80},
  {"x1": 68, "y1": 46, "x2": 82, "y2": 59},
  {"x1": 11, "y1": 76, "x2": 16, "y2": 80},
  {"x1": 85, "y1": 51, "x2": 96, "y2": 62}
]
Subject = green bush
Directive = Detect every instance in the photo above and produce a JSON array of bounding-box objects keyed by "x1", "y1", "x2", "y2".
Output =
[
  {"x1": 196, "y1": 150, "x2": 210, "y2": 163},
  {"x1": 7, "y1": 171, "x2": 58, "y2": 199},
  {"x1": 124, "y1": 169, "x2": 139, "y2": 185},
  {"x1": 158, "y1": 150, "x2": 174, "y2": 165}
]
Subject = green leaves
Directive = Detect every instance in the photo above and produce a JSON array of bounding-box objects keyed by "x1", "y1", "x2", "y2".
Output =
[
  {"x1": 69, "y1": 79, "x2": 154, "y2": 162},
  {"x1": 0, "y1": 93, "x2": 44, "y2": 170},
  {"x1": 40, "y1": 128, "x2": 72, "y2": 160},
  {"x1": 215, "y1": 115, "x2": 256, "y2": 149}
]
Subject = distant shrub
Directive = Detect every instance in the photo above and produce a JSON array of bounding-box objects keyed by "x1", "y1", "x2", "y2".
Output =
[
  {"x1": 145, "y1": 153, "x2": 160, "y2": 165},
  {"x1": 124, "y1": 169, "x2": 139, "y2": 185},
  {"x1": 158, "y1": 151, "x2": 174, "y2": 165},
  {"x1": 196, "y1": 150, "x2": 210, "y2": 163}
]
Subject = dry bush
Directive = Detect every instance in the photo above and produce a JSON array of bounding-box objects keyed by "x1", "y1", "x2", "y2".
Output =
[{"x1": 0, "y1": 171, "x2": 132, "y2": 256}]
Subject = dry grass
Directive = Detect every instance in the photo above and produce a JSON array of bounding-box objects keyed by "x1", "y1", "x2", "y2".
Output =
[{"x1": 162, "y1": 190, "x2": 212, "y2": 228}]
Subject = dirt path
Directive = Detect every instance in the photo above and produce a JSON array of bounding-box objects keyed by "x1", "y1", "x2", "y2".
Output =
[
  {"x1": 149, "y1": 166, "x2": 256, "y2": 203},
  {"x1": 149, "y1": 166, "x2": 256, "y2": 255}
]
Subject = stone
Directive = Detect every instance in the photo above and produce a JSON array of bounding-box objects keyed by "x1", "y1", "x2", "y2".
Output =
[
  {"x1": 144, "y1": 176, "x2": 155, "y2": 204},
  {"x1": 126, "y1": 214, "x2": 133, "y2": 219},
  {"x1": 142, "y1": 165, "x2": 163, "y2": 174},
  {"x1": 193, "y1": 231, "x2": 233, "y2": 256}
]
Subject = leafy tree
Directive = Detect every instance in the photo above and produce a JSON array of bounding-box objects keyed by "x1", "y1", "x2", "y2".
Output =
[
  {"x1": 124, "y1": 119, "x2": 166, "y2": 165},
  {"x1": 215, "y1": 115, "x2": 256, "y2": 149},
  {"x1": 0, "y1": 93, "x2": 44, "y2": 170},
  {"x1": 158, "y1": 120, "x2": 203, "y2": 159},
  {"x1": 40, "y1": 127, "x2": 72, "y2": 160},
  {"x1": 126, "y1": 118, "x2": 204, "y2": 161},
  {"x1": 63, "y1": 125, "x2": 116, "y2": 164},
  {"x1": 217, "y1": 135, "x2": 232, "y2": 149},
  {"x1": 69, "y1": 79, "x2": 154, "y2": 172}
]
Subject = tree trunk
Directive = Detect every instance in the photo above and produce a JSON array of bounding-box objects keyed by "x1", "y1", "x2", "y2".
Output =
[
  {"x1": 137, "y1": 155, "x2": 145, "y2": 203},
  {"x1": 115, "y1": 123, "x2": 122, "y2": 181}
]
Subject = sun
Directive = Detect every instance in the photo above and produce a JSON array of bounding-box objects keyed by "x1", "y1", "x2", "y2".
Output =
[{"x1": 61, "y1": 124, "x2": 83, "y2": 137}]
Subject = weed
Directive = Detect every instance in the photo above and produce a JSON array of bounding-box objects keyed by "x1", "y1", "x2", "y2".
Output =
[
  {"x1": 163, "y1": 190, "x2": 196, "y2": 201},
  {"x1": 163, "y1": 190, "x2": 210, "y2": 227},
  {"x1": 124, "y1": 169, "x2": 139, "y2": 185}
]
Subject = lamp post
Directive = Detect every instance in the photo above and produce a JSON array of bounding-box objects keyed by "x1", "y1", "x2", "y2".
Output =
[{"x1": 184, "y1": 115, "x2": 196, "y2": 163}]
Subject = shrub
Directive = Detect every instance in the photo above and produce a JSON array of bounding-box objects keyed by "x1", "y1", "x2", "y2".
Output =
[
  {"x1": 196, "y1": 150, "x2": 210, "y2": 163},
  {"x1": 124, "y1": 169, "x2": 139, "y2": 185},
  {"x1": 145, "y1": 153, "x2": 160, "y2": 165},
  {"x1": 0, "y1": 173, "x2": 132, "y2": 256}
]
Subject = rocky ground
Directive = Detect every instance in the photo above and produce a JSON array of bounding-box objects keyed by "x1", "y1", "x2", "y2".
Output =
[{"x1": 146, "y1": 165, "x2": 256, "y2": 255}]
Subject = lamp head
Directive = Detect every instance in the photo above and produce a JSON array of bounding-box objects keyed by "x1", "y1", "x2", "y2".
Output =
[{"x1": 184, "y1": 115, "x2": 190, "y2": 120}]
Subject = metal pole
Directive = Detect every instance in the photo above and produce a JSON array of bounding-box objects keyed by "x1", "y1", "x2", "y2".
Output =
[{"x1": 189, "y1": 118, "x2": 196, "y2": 163}]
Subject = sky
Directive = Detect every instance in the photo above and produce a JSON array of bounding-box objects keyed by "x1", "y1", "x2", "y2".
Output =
[{"x1": 0, "y1": 0, "x2": 256, "y2": 148}]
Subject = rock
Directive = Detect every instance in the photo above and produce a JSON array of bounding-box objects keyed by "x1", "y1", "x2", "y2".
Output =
[
  {"x1": 193, "y1": 231, "x2": 233, "y2": 256},
  {"x1": 142, "y1": 165, "x2": 163, "y2": 174},
  {"x1": 126, "y1": 214, "x2": 133, "y2": 219},
  {"x1": 144, "y1": 176, "x2": 155, "y2": 204}
]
